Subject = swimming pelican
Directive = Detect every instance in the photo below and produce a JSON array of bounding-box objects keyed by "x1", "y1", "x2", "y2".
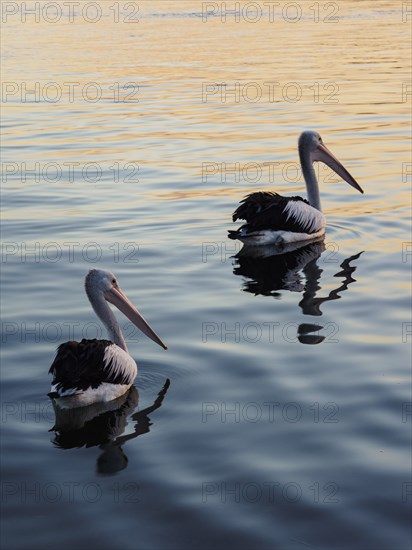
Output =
[
  {"x1": 229, "y1": 131, "x2": 364, "y2": 245},
  {"x1": 48, "y1": 269, "x2": 167, "y2": 409}
]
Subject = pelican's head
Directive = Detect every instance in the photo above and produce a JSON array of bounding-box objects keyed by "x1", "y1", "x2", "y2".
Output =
[
  {"x1": 85, "y1": 268, "x2": 119, "y2": 295},
  {"x1": 298, "y1": 131, "x2": 363, "y2": 193},
  {"x1": 85, "y1": 269, "x2": 167, "y2": 350}
]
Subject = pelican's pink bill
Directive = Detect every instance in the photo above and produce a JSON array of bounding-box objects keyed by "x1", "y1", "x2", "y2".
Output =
[
  {"x1": 313, "y1": 142, "x2": 364, "y2": 194},
  {"x1": 105, "y1": 287, "x2": 168, "y2": 350}
]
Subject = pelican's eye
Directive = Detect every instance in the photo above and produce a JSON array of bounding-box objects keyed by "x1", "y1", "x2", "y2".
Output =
[{"x1": 111, "y1": 278, "x2": 116, "y2": 285}]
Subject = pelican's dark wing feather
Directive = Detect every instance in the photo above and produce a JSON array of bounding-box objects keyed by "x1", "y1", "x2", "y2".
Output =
[
  {"x1": 232, "y1": 192, "x2": 311, "y2": 232},
  {"x1": 49, "y1": 339, "x2": 131, "y2": 395}
]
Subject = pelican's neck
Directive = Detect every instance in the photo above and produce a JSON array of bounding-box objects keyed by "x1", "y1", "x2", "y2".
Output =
[
  {"x1": 299, "y1": 147, "x2": 322, "y2": 211},
  {"x1": 86, "y1": 288, "x2": 128, "y2": 352}
]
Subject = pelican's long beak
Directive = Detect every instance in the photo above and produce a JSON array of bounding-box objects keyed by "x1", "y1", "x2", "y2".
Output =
[
  {"x1": 313, "y1": 142, "x2": 364, "y2": 194},
  {"x1": 105, "y1": 287, "x2": 167, "y2": 350}
]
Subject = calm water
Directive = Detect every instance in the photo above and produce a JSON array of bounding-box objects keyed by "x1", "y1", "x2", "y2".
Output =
[{"x1": 1, "y1": 2, "x2": 411, "y2": 549}]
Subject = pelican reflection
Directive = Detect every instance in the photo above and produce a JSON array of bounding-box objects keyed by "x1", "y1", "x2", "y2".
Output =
[
  {"x1": 49, "y1": 379, "x2": 170, "y2": 474},
  {"x1": 233, "y1": 240, "x2": 363, "y2": 344}
]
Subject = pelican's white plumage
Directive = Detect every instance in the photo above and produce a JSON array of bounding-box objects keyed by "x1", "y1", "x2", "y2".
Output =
[
  {"x1": 49, "y1": 269, "x2": 167, "y2": 409},
  {"x1": 283, "y1": 199, "x2": 325, "y2": 234},
  {"x1": 229, "y1": 131, "x2": 363, "y2": 245}
]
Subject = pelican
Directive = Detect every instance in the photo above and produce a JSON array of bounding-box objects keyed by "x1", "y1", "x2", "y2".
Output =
[
  {"x1": 229, "y1": 131, "x2": 364, "y2": 245},
  {"x1": 48, "y1": 269, "x2": 167, "y2": 409}
]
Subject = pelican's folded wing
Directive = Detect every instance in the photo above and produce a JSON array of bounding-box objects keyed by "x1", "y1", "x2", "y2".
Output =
[{"x1": 232, "y1": 192, "x2": 323, "y2": 234}]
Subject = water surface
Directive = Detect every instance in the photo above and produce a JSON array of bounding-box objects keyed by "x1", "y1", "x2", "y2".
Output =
[{"x1": 1, "y1": 2, "x2": 411, "y2": 549}]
